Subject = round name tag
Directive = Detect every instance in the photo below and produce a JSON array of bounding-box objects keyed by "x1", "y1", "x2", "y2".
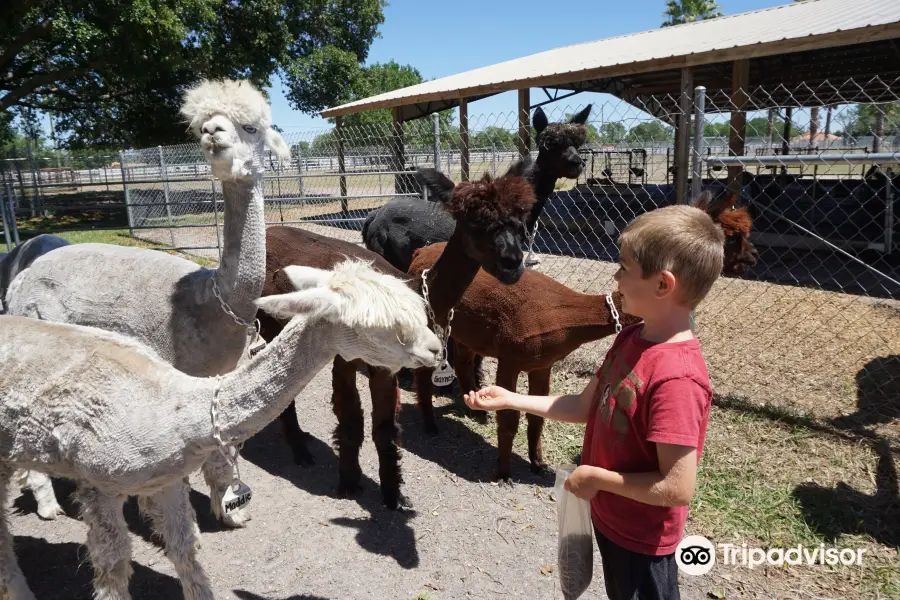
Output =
[{"x1": 431, "y1": 361, "x2": 455, "y2": 386}]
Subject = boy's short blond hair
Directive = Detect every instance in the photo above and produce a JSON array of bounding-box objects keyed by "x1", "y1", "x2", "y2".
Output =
[{"x1": 618, "y1": 205, "x2": 725, "y2": 308}]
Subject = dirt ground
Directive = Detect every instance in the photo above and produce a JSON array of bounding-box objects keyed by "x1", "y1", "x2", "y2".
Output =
[{"x1": 6, "y1": 364, "x2": 739, "y2": 600}]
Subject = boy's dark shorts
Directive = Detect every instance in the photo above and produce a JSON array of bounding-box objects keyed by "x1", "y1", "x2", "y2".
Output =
[{"x1": 594, "y1": 524, "x2": 680, "y2": 600}]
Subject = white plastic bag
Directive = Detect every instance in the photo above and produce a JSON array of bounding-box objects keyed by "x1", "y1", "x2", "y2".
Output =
[{"x1": 555, "y1": 464, "x2": 594, "y2": 600}]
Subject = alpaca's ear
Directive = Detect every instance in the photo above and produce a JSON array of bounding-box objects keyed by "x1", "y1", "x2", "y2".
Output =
[
  {"x1": 415, "y1": 168, "x2": 455, "y2": 205},
  {"x1": 281, "y1": 265, "x2": 331, "y2": 292},
  {"x1": 570, "y1": 105, "x2": 591, "y2": 125},
  {"x1": 255, "y1": 289, "x2": 341, "y2": 320},
  {"x1": 692, "y1": 190, "x2": 712, "y2": 212},
  {"x1": 532, "y1": 107, "x2": 548, "y2": 136},
  {"x1": 265, "y1": 128, "x2": 291, "y2": 162}
]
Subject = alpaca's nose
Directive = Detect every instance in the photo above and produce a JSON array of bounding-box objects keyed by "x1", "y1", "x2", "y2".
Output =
[{"x1": 202, "y1": 123, "x2": 226, "y2": 135}]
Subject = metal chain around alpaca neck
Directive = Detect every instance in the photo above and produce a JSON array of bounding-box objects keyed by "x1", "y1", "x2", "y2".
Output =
[
  {"x1": 211, "y1": 375, "x2": 242, "y2": 481},
  {"x1": 421, "y1": 268, "x2": 453, "y2": 361},
  {"x1": 212, "y1": 277, "x2": 264, "y2": 354},
  {"x1": 605, "y1": 293, "x2": 623, "y2": 333}
]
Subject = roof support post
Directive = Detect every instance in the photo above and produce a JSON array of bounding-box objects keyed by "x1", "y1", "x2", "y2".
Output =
[
  {"x1": 518, "y1": 89, "x2": 530, "y2": 160},
  {"x1": 674, "y1": 67, "x2": 693, "y2": 204},
  {"x1": 460, "y1": 97, "x2": 470, "y2": 182},
  {"x1": 727, "y1": 58, "x2": 750, "y2": 200},
  {"x1": 336, "y1": 115, "x2": 348, "y2": 215}
]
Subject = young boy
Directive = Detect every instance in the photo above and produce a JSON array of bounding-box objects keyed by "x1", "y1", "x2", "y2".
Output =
[{"x1": 464, "y1": 204, "x2": 726, "y2": 600}]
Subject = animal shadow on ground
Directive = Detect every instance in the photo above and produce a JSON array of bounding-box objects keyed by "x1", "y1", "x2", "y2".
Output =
[
  {"x1": 792, "y1": 439, "x2": 900, "y2": 548},
  {"x1": 240, "y1": 420, "x2": 421, "y2": 569},
  {"x1": 234, "y1": 591, "x2": 330, "y2": 600},
  {"x1": 830, "y1": 356, "x2": 900, "y2": 430},
  {"x1": 13, "y1": 535, "x2": 183, "y2": 600},
  {"x1": 397, "y1": 402, "x2": 555, "y2": 488}
]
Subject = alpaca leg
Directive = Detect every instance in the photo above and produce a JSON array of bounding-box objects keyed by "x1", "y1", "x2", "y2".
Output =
[
  {"x1": 527, "y1": 368, "x2": 552, "y2": 476},
  {"x1": 138, "y1": 479, "x2": 202, "y2": 552},
  {"x1": 414, "y1": 366, "x2": 438, "y2": 435},
  {"x1": 452, "y1": 342, "x2": 487, "y2": 424},
  {"x1": 202, "y1": 451, "x2": 250, "y2": 529},
  {"x1": 15, "y1": 470, "x2": 64, "y2": 520},
  {"x1": 277, "y1": 400, "x2": 316, "y2": 466},
  {"x1": 368, "y1": 365, "x2": 408, "y2": 510},
  {"x1": 332, "y1": 356, "x2": 365, "y2": 498},
  {"x1": 76, "y1": 486, "x2": 132, "y2": 600},
  {"x1": 495, "y1": 361, "x2": 521, "y2": 483},
  {"x1": 0, "y1": 466, "x2": 37, "y2": 600},
  {"x1": 142, "y1": 483, "x2": 213, "y2": 600}
]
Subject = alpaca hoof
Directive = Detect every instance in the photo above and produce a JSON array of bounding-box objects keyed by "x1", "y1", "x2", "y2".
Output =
[
  {"x1": 36, "y1": 500, "x2": 66, "y2": 521},
  {"x1": 530, "y1": 462, "x2": 553, "y2": 477},
  {"x1": 337, "y1": 480, "x2": 363, "y2": 498},
  {"x1": 221, "y1": 507, "x2": 251, "y2": 529},
  {"x1": 467, "y1": 409, "x2": 489, "y2": 425},
  {"x1": 492, "y1": 473, "x2": 514, "y2": 487},
  {"x1": 384, "y1": 492, "x2": 413, "y2": 512}
]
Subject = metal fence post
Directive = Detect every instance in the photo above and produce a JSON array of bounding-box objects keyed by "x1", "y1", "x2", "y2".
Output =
[
  {"x1": 120, "y1": 151, "x2": 134, "y2": 236},
  {"x1": 211, "y1": 178, "x2": 222, "y2": 262},
  {"x1": 5, "y1": 182, "x2": 19, "y2": 246},
  {"x1": 159, "y1": 146, "x2": 175, "y2": 246},
  {"x1": 297, "y1": 147, "x2": 305, "y2": 200},
  {"x1": 0, "y1": 186, "x2": 12, "y2": 252},
  {"x1": 432, "y1": 112, "x2": 441, "y2": 169},
  {"x1": 691, "y1": 86, "x2": 707, "y2": 199}
]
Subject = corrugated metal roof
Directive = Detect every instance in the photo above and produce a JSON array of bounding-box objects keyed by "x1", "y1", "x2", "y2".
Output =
[{"x1": 321, "y1": 0, "x2": 900, "y2": 117}]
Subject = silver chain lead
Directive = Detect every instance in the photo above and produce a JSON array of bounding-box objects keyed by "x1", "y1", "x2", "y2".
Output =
[
  {"x1": 211, "y1": 277, "x2": 264, "y2": 356},
  {"x1": 211, "y1": 375, "x2": 241, "y2": 482},
  {"x1": 421, "y1": 268, "x2": 453, "y2": 362},
  {"x1": 605, "y1": 293, "x2": 622, "y2": 334}
]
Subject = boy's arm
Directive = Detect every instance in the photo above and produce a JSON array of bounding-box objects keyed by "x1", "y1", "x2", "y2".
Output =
[
  {"x1": 565, "y1": 444, "x2": 697, "y2": 506},
  {"x1": 464, "y1": 375, "x2": 600, "y2": 424}
]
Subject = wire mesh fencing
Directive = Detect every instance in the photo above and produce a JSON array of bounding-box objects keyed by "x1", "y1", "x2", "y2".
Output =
[{"x1": 1, "y1": 77, "x2": 897, "y2": 425}]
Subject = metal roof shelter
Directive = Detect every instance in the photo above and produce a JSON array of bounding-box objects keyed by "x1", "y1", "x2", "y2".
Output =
[{"x1": 320, "y1": 0, "x2": 900, "y2": 202}]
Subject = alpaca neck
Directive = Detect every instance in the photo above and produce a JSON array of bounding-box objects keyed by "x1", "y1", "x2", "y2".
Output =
[
  {"x1": 213, "y1": 317, "x2": 343, "y2": 442},
  {"x1": 561, "y1": 291, "x2": 641, "y2": 347},
  {"x1": 525, "y1": 159, "x2": 559, "y2": 231},
  {"x1": 213, "y1": 177, "x2": 267, "y2": 323},
  {"x1": 423, "y1": 228, "x2": 481, "y2": 327}
]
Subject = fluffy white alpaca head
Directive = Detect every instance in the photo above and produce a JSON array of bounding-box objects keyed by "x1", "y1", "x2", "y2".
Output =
[
  {"x1": 256, "y1": 259, "x2": 442, "y2": 373},
  {"x1": 180, "y1": 79, "x2": 290, "y2": 181}
]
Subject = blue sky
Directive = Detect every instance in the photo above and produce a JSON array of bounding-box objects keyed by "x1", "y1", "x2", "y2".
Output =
[{"x1": 268, "y1": 0, "x2": 789, "y2": 132}]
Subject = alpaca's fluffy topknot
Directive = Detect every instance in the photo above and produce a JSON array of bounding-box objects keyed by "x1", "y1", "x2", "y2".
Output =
[
  {"x1": 180, "y1": 79, "x2": 272, "y2": 135},
  {"x1": 537, "y1": 123, "x2": 587, "y2": 152},
  {"x1": 446, "y1": 172, "x2": 536, "y2": 226}
]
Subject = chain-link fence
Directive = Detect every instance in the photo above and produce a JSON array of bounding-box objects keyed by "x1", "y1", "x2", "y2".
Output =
[{"x1": 1, "y1": 77, "x2": 898, "y2": 424}]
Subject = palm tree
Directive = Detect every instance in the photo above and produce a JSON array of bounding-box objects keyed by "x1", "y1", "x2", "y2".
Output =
[{"x1": 661, "y1": 0, "x2": 724, "y2": 27}]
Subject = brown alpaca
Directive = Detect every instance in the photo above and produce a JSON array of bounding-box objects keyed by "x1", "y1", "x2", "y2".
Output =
[
  {"x1": 258, "y1": 166, "x2": 535, "y2": 509},
  {"x1": 408, "y1": 192, "x2": 758, "y2": 481}
]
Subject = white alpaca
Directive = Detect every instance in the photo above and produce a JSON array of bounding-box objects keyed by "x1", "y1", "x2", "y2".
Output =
[
  {"x1": 6, "y1": 78, "x2": 289, "y2": 527},
  {"x1": 0, "y1": 259, "x2": 442, "y2": 600}
]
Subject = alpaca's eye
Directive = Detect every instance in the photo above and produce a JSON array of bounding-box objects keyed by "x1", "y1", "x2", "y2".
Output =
[{"x1": 242, "y1": 125, "x2": 257, "y2": 134}]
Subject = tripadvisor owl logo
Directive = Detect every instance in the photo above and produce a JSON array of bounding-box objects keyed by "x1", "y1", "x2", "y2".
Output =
[{"x1": 676, "y1": 535, "x2": 716, "y2": 576}]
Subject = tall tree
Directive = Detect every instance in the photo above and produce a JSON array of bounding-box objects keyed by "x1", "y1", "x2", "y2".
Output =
[
  {"x1": 660, "y1": 0, "x2": 723, "y2": 27},
  {"x1": 1, "y1": 0, "x2": 386, "y2": 147}
]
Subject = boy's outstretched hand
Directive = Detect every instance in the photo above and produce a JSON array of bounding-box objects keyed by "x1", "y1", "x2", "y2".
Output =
[{"x1": 463, "y1": 386, "x2": 516, "y2": 412}]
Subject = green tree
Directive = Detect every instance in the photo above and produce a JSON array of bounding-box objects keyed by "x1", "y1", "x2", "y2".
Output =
[
  {"x1": 469, "y1": 126, "x2": 517, "y2": 150},
  {"x1": 599, "y1": 122, "x2": 627, "y2": 144},
  {"x1": 1, "y1": 0, "x2": 386, "y2": 147},
  {"x1": 627, "y1": 121, "x2": 674, "y2": 143},
  {"x1": 839, "y1": 104, "x2": 900, "y2": 138},
  {"x1": 660, "y1": 0, "x2": 723, "y2": 27}
]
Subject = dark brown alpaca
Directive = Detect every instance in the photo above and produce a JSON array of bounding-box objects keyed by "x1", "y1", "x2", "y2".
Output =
[
  {"x1": 258, "y1": 166, "x2": 535, "y2": 509},
  {"x1": 408, "y1": 192, "x2": 758, "y2": 481}
]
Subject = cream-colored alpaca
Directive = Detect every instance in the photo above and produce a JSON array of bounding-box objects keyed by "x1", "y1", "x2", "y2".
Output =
[
  {"x1": 0, "y1": 259, "x2": 441, "y2": 600},
  {"x1": 7, "y1": 78, "x2": 289, "y2": 527}
]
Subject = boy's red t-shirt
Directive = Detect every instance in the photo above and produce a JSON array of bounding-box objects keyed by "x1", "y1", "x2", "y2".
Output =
[{"x1": 581, "y1": 322, "x2": 712, "y2": 556}]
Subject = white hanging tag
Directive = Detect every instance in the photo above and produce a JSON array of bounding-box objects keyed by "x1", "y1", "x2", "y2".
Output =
[
  {"x1": 221, "y1": 479, "x2": 252, "y2": 515},
  {"x1": 431, "y1": 360, "x2": 455, "y2": 386},
  {"x1": 247, "y1": 331, "x2": 267, "y2": 357}
]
